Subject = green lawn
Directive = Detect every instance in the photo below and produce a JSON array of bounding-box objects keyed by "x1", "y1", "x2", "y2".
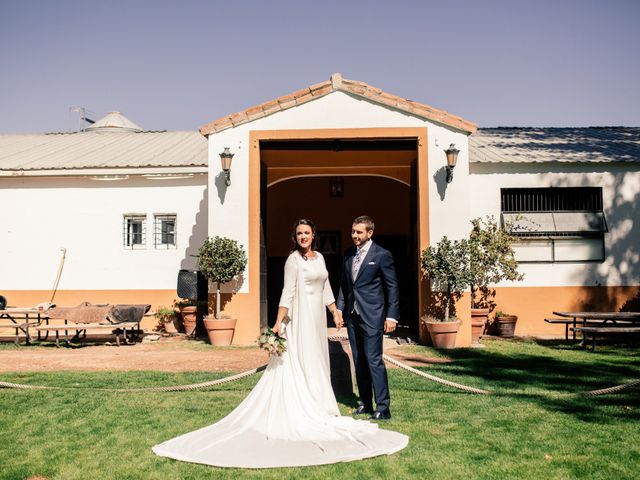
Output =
[{"x1": 0, "y1": 338, "x2": 638, "y2": 480}]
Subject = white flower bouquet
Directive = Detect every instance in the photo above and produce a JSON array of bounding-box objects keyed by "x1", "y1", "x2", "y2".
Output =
[{"x1": 258, "y1": 327, "x2": 287, "y2": 356}]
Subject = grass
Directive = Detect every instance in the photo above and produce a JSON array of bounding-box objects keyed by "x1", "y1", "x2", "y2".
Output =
[{"x1": 0, "y1": 339, "x2": 639, "y2": 479}]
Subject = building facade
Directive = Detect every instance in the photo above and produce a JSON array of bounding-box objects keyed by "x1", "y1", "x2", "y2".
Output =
[{"x1": 1, "y1": 77, "x2": 638, "y2": 344}]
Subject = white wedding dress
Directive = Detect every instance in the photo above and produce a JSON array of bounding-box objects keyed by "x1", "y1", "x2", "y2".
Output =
[{"x1": 152, "y1": 251, "x2": 409, "y2": 468}]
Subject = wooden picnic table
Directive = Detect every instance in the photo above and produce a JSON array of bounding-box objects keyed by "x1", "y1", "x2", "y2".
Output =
[
  {"x1": 552, "y1": 311, "x2": 640, "y2": 344},
  {"x1": 0, "y1": 308, "x2": 48, "y2": 345}
]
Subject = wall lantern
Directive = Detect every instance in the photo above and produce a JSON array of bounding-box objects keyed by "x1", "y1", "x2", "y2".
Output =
[
  {"x1": 444, "y1": 143, "x2": 459, "y2": 183},
  {"x1": 219, "y1": 147, "x2": 234, "y2": 186},
  {"x1": 329, "y1": 176, "x2": 344, "y2": 198}
]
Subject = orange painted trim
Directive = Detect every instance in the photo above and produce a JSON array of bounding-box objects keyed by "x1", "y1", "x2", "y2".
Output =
[
  {"x1": 250, "y1": 127, "x2": 428, "y2": 141},
  {"x1": 251, "y1": 126, "x2": 433, "y2": 343}
]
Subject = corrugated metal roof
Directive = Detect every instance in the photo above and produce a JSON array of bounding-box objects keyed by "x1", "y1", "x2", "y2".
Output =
[
  {"x1": 0, "y1": 130, "x2": 207, "y2": 171},
  {"x1": 470, "y1": 127, "x2": 640, "y2": 163}
]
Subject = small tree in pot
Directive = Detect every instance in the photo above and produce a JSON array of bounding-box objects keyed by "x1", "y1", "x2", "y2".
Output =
[
  {"x1": 421, "y1": 236, "x2": 473, "y2": 348},
  {"x1": 468, "y1": 216, "x2": 524, "y2": 340},
  {"x1": 197, "y1": 236, "x2": 247, "y2": 345}
]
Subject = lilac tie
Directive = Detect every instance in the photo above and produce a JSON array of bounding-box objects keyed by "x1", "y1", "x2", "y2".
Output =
[{"x1": 352, "y1": 248, "x2": 364, "y2": 280}]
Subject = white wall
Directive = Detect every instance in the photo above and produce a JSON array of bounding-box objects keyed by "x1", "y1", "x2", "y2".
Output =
[
  {"x1": 0, "y1": 175, "x2": 208, "y2": 290},
  {"x1": 469, "y1": 162, "x2": 640, "y2": 287},
  {"x1": 206, "y1": 91, "x2": 472, "y2": 292}
]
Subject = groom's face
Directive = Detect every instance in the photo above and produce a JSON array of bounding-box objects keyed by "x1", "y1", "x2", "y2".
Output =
[{"x1": 351, "y1": 223, "x2": 373, "y2": 247}]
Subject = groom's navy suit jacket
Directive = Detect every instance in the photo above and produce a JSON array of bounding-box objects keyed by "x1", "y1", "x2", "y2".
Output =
[{"x1": 337, "y1": 242, "x2": 400, "y2": 331}]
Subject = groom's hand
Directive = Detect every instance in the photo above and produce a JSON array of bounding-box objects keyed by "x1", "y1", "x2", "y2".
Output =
[{"x1": 384, "y1": 320, "x2": 397, "y2": 334}]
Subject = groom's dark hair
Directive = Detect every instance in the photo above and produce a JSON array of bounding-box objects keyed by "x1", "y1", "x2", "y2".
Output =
[{"x1": 353, "y1": 215, "x2": 375, "y2": 232}]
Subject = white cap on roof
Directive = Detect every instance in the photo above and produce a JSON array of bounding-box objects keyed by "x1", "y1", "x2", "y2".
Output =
[{"x1": 85, "y1": 111, "x2": 143, "y2": 132}]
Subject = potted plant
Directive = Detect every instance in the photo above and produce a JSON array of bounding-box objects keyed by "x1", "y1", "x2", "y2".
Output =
[
  {"x1": 493, "y1": 310, "x2": 518, "y2": 338},
  {"x1": 468, "y1": 216, "x2": 524, "y2": 343},
  {"x1": 197, "y1": 236, "x2": 247, "y2": 346},
  {"x1": 420, "y1": 236, "x2": 472, "y2": 348},
  {"x1": 154, "y1": 306, "x2": 181, "y2": 334},
  {"x1": 174, "y1": 298, "x2": 198, "y2": 335}
]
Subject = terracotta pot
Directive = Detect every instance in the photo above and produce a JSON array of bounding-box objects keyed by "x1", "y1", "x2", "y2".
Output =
[
  {"x1": 425, "y1": 320, "x2": 460, "y2": 349},
  {"x1": 204, "y1": 317, "x2": 237, "y2": 346},
  {"x1": 163, "y1": 315, "x2": 181, "y2": 334},
  {"x1": 471, "y1": 308, "x2": 490, "y2": 344},
  {"x1": 181, "y1": 306, "x2": 198, "y2": 336},
  {"x1": 496, "y1": 315, "x2": 518, "y2": 338}
]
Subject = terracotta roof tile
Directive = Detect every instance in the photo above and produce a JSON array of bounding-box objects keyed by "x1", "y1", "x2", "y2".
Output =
[
  {"x1": 309, "y1": 80, "x2": 331, "y2": 92},
  {"x1": 310, "y1": 84, "x2": 333, "y2": 97},
  {"x1": 200, "y1": 73, "x2": 477, "y2": 135},
  {"x1": 229, "y1": 112, "x2": 248, "y2": 126},
  {"x1": 295, "y1": 91, "x2": 314, "y2": 104},
  {"x1": 277, "y1": 95, "x2": 297, "y2": 109},
  {"x1": 260, "y1": 99, "x2": 280, "y2": 116}
]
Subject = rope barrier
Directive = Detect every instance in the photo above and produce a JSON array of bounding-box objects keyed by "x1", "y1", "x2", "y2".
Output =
[
  {"x1": 382, "y1": 353, "x2": 491, "y2": 394},
  {"x1": 328, "y1": 333, "x2": 492, "y2": 395},
  {"x1": 582, "y1": 379, "x2": 640, "y2": 397},
  {"x1": 0, "y1": 366, "x2": 267, "y2": 392},
  {"x1": 1, "y1": 335, "x2": 638, "y2": 397}
]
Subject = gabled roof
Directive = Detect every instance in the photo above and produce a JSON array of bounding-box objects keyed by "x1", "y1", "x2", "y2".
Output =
[
  {"x1": 470, "y1": 127, "x2": 640, "y2": 163},
  {"x1": 0, "y1": 130, "x2": 207, "y2": 173},
  {"x1": 200, "y1": 73, "x2": 477, "y2": 135}
]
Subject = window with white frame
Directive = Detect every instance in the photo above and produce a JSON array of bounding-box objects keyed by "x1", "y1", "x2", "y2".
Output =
[
  {"x1": 154, "y1": 214, "x2": 177, "y2": 249},
  {"x1": 501, "y1": 187, "x2": 607, "y2": 263},
  {"x1": 123, "y1": 214, "x2": 147, "y2": 249}
]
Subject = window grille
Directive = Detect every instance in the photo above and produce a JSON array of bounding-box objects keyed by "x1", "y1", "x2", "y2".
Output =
[
  {"x1": 123, "y1": 215, "x2": 147, "y2": 249},
  {"x1": 154, "y1": 214, "x2": 177, "y2": 249},
  {"x1": 501, "y1": 187, "x2": 603, "y2": 212},
  {"x1": 501, "y1": 187, "x2": 606, "y2": 263}
]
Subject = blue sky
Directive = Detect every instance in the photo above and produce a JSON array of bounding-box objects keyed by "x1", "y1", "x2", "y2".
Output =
[{"x1": 1, "y1": 0, "x2": 638, "y2": 133}]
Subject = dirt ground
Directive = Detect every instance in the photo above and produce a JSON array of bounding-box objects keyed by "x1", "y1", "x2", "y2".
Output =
[{"x1": 0, "y1": 335, "x2": 447, "y2": 373}]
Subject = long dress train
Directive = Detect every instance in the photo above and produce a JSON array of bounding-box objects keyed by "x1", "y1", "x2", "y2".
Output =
[{"x1": 152, "y1": 251, "x2": 409, "y2": 468}]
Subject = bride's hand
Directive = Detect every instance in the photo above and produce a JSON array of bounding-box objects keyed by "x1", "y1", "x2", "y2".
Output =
[
  {"x1": 333, "y1": 310, "x2": 344, "y2": 331},
  {"x1": 272, "y1": 321, "x2": 282, "y2": 335}
]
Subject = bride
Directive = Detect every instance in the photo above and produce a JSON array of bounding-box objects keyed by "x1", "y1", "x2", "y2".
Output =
[{"x1": 152, "y1": 219, "x2": 409, "y2": 468}]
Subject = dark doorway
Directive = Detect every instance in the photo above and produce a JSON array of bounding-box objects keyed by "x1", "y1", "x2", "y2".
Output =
[{"x1": 264, "y1": 175, "x2": 419, "y2": 336}]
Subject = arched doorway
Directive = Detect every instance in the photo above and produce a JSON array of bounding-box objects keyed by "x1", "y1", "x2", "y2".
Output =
[{"x1": 264, "y1": 174, "x2": 418, "y2": 336}]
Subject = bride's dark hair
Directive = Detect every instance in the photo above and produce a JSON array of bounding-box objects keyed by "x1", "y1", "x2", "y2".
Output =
[{"x1": 291, "y1": 219, "x2": 317, "y2": 259}]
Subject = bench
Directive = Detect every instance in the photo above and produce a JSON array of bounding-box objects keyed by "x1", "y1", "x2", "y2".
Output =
[
  {"x1": 36, "y1": 321, "x2": 140, "y2": 347},
  {"x1": 572, "y1": 326, "x2": 640, "y2": 350},
  {"x1": 0, "y1": 321, "x2": 40, "y2": 345},
  {"x1": 544, "y1": 318, "x2": 631, "y2": 342}
]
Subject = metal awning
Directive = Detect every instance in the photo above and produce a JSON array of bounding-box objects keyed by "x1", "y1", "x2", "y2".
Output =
[{"x1": 503, "y1": 212, "x2": 608, "y2": 235}]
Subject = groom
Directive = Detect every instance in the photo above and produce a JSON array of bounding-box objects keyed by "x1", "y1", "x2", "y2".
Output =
[{"x1": 336, "y1": 215, "x2": 399, "y2": 420}]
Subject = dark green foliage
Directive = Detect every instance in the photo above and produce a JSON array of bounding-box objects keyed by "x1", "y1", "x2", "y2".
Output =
[
  {"x1": 421, "y1": 236, "x2": 472, "y2": 321},
  {"x1": 197, "y1": 236, "x2": 247, "y2": 285}
]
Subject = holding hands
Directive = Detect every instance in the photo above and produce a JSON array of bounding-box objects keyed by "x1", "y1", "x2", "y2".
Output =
[{"x1": 333, "y1": 309, "x2": 344, "y2": 331}]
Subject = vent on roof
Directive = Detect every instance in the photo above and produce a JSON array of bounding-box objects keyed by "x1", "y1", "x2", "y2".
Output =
[{"x1": 85, "y1": 111, "x2": 143, "y2": 132}]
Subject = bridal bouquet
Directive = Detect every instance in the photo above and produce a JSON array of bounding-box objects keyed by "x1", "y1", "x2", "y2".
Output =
[{"x1": 258, "y1": 327, "x2": 287, "y2": 356}]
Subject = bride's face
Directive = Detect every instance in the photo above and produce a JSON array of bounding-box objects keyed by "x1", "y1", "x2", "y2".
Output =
[{"x1": 296, "y1": 225, "x2": 314, "y2": 251}]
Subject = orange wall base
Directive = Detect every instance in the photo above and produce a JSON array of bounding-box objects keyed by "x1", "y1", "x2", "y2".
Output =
[
  {"x1": 1, "y1": 290, "x2": 261, "y2": 345},
  {"x1": 4, "y1": 285, "x2": 638, "y2": 345},
  {"x1": 485, "y1": 285, "x2": 640, "y2": 337}
]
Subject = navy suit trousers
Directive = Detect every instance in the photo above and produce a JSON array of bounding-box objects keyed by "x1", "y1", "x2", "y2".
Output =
[{"x1": 347, "y1": 313, "x2": 390, "y2": 413}]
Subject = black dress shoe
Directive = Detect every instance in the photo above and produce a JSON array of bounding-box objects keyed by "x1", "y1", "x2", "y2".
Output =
[
  {"x1": 353, "y1": 405, "x2": 374, "y2": 415},
  {"x1": 370, "y1": 410, "x2": 391, "y2": 420}
]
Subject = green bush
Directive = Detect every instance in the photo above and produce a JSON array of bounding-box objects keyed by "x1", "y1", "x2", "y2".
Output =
[{"x1": 197, "y1": 236, "x2": 247, "y2": 318}]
